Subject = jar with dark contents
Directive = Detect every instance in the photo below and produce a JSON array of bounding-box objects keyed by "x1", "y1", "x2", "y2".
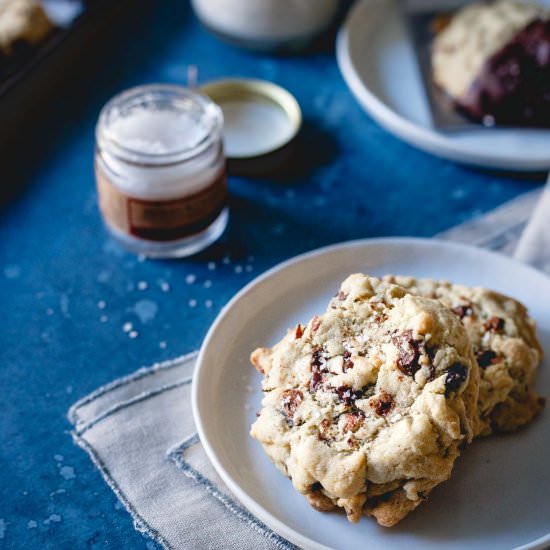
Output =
[{"x1": 95, "y1": 84, "x2": 227, "y2": 258}]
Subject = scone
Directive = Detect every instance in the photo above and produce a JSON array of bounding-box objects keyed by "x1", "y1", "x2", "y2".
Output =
[
  {"x1": 0, "y1": 0, "x2": 54, "y2": 56},
  {"x1": 250, "y1": 274, "x2": 479, "y2": 527},
  {"x1": 383, "y1": 275, "x2": 545, "y2": 436},
  {"x1": 432, "y1": 0, "x2": 550, "y2": 126}
]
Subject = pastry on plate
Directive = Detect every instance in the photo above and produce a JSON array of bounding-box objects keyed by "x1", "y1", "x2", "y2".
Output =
[
  {"x1": 250, "y1": 274, "x2": 479, "y2": 526},
  {"x1": 383, "y1": 275, "x2": 545, "y2": 436},
  {"x1": 0, "y1": 0, "x2": 54, "y2": 56},
  {"x1": 432, "y1": 0, "x2": 550, "y2": 127}
]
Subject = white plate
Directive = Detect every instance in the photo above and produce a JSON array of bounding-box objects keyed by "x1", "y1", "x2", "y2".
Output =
[
  {"x1": 193, "y1": 238, "x2": 550, "y2": 550},
  {"x1": 336, "y1": 0, "x2": 550, "y2": 172}
]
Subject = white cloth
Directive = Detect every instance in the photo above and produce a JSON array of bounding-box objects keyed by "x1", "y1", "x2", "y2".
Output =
[
  {"x1": 515, "y1": 179, "x2": 550, "y2": 272},
  {"x1": 68, "y1": 184, "x2": 550, "y2": 550}
]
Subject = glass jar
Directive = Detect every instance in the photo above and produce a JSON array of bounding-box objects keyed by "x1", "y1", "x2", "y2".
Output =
[{"x1": 95, "y1": 84, "x2": 227, "y2": 258}]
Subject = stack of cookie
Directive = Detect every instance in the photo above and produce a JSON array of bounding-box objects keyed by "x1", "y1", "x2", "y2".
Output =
[{"x1": 250, "y1": 274, "x2": 544, "y2": 526}]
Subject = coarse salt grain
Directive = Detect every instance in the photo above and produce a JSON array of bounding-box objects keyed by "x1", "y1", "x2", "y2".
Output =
[
  {"x1": 97, "y1": 300, "x2": 106, "y2": 309},
  {"x1": 185, "y1": 274, "x2": 196, "y2": 284},
  {"x1": 123, "y1": 322, "x2": 133, "y2": 332},
  {"x1": 207, "y1": 262, "x2": 216, "y2": 270},
  {"x1": 129, "y1": 330, "x2": 138, "y2": 339},
  {"x1": 188, "y1": 299, "x2": 197, "y2": 308},
  {"x1": 137, "y1": 281, "x2": 148, "y2": 291},
  {"x1": 159, "y1": 280, "x2": 170, "y2": 292},
  {"x1": 203, "y1": 280, "x2": 212, "y2": 288}
]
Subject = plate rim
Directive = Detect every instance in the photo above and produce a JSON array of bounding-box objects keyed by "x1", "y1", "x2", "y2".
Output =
[
  {"x1": 192, "y1": 236, "x2": 550, "y2": 550},
  {"x1": 335, "y1": 0, "x2": 550, "y2": 172}
]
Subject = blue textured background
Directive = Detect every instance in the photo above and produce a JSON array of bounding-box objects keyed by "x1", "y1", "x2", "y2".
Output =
[{"x1": 0, "y1": 1, "x2": 542, "y2": 548}]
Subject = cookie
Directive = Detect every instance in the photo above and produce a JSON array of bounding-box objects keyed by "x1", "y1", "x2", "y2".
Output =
[
  {"x1": 0, "y1": 0, "x2": 54, "y2": 56},
  {"x1": 250, "y1": 274, "x2": 479, "y2": 526},
  {"x1": 432, "y1": 0, "x2": 550, "y2": 127},
  {"x1": 383, "y1": 275, "x2": 545, "y2": 436}
]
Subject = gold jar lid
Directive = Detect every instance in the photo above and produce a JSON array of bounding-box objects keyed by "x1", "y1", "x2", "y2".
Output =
[{"x1": 200, "y1": 78, "x2": 302, "y2": 174}]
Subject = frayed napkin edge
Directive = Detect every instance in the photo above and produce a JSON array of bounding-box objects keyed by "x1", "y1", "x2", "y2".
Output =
[{"x1": 167, "y1": 436, "x2": 297, "y2": 550}]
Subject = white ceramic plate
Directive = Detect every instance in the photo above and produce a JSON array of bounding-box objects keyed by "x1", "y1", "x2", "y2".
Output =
[
  {"x1": 336, "y1": 0, "x2": 550, "y2": 172},
  {"x1": 193, "y1": 238, "x2": 550, "y2": 550}
]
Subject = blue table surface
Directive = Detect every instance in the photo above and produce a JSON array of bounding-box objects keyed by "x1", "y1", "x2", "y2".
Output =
[{"x1": 0, "y1": 1, "x2": 542, "y2": 548}]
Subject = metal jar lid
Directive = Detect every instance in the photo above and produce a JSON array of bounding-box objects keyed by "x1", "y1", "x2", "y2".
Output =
[{"x1": 200, "y1": 78, "x2": 302, "y2": 175}]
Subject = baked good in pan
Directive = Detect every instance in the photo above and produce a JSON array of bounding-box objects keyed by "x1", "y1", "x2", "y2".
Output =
[{"x1": 0, "y1": 0, "x2": 54, "y2": 57}]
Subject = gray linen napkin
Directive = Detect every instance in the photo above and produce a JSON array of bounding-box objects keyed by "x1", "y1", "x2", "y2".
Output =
[{"x1": 68, "y1": 184, "x2": 549, "y2": 550}]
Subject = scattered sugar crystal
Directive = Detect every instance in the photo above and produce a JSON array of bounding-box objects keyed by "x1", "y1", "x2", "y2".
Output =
[
  {"x1": 203, "y1": 280, "x2": 212, "y2": 288},
  {"x1": 123, "y1": 322, "x2": 133, "y2": 333},
  {"x1": 158, "y1": 280, "x2": 170, "y2": 292},
  {"x1": 222, "y1": 256, "x2": 230, "y2": 265},
  {"x1": 46, "y1": 308, "x2": 54, "y2": 316},
  {"x1": 100, "y1": 315, "x2": 109, "y2": 323},
  {"x1": 44, "y1": 514, "x2": 62, "y2": 525},
  {"x1": 97, "y1": 300, "x2": 106, "y2": 310},
  {"x1": 59, "y1": 466, "x2": 75, "y2": 480},
  {"x1": 0, "y1": 519, "x2": 7, "y2": 538},
  {"x1": 185, "y1": 274, "x2": 196, "y2": 284},
  {"x1": 159, "y1": 341, "x2": 167, "y2": 349},
  {"x1": 234, "y1": 265, "x2": 243, "y2": 274},
  {"x1": 205, "y1": 300, "x2": 213, "y2": 308},
  {"x1": 451, "y1": 188, "x2": 466, "y2": 200},
  {"x1": 97, "y1": 270, "x2": 111, "y2": 283},
  {"x1": 132, "y1": 299, "x2": 158, "y2": 323},
  {"x1": 27, "y1": 520, "x2": 37, "y2": 529},
  {"x1": 137, "y1": 281, "x2": 148, "y2": 291},
  {"x1": 137, "y1": 254, "x2": 146, "y2": 263},
  {"x1": 4, "y1": 264, "x2": 20, "y2": 279},
  {"x1": 128, "y1": 331, "x2": 138, "y2": 339},
  {"x1": 66, "y1": 386, "x2": 73, "y2": 394},
  {"x1": 207, "y1": 262, "x2": 216, "y2": 270},
  {"x1": 188, "y1": 299, "x2": 197, "y2": 308},
  {"x1": 245, "y1": 265, "x2": 253, "y2": 273},
  {"x1": 54, "y1": 455, "x2": 63, "y2": 462},
  {"x1": 59, "y1": 294, "x2": 70, "y2": 318}
]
